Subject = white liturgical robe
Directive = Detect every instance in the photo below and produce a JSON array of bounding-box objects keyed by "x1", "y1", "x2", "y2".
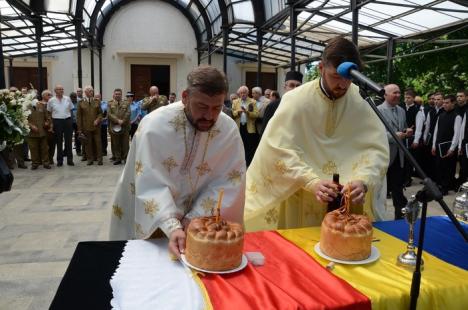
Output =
[{"x1": 109, "y1": 102, "x2": 246, "y2": 240}]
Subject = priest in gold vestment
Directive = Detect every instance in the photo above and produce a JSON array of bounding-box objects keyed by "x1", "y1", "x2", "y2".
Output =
[
  {"x1": 244, "y1": 37, "x2": 389, "y2": 231},
  {"x1": 109, "y1": 66, "x2": 246, "y2": 257}
]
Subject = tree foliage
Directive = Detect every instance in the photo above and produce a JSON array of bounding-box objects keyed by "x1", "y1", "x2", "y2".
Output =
[
  {"x1": 365, "y1": 28, "x2": 468, "y2": 99},
  {"x1": 304, "y1": 28, "x2": 468, "y2": 99}
]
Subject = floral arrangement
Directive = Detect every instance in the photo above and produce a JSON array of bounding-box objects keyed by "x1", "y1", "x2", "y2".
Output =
[{"x1": 0, "y1": 89, "x2": 35, "y2": 151}]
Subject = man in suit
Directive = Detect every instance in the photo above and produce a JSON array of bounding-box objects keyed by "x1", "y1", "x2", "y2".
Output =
[
  {"x1": 378, "y1": 84, "x2": 413, "y2": 219},
  {"x1": 232, "y1": 85, "x2": 258, "y2": 166}
]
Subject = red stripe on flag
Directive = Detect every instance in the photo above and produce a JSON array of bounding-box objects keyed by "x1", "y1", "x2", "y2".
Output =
[{"x1": 200, "y1": 230, "x2": 370, "y2": 310}]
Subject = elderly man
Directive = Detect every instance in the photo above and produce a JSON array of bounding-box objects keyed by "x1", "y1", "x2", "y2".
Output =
[
  {"x1": 141, "y1": 86, "x2": 168, "y2": 113},
  {"x1": 252, "y1": 86, "x2": 270, "y2": 135},
  {"x1": 27, "y1": 90, "x2": 52, "y2": 170},
  {"x1": 77, "y1": 86, "x2": 103, "y2": 166},
  {"x1": 244, "y1": 37, "x2": 389, "y2": 231},
  {"x1": 47, "y1": 84, "x2": 74, "y2": 166},
  {"x1": 232, "y1": 86, "x2": 259, "y2": 166},
  {"x1": 109, "y1": 66, "x2": 246, "y2": 258},
  {"x1": 379, "y1": 84, "x2": 412, "y2": 219}
]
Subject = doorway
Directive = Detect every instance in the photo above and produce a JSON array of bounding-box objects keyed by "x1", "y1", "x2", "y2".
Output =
[
  {"x1": 245, "y1": 72, "x2": 277, "y2": 95},
  {"x1": 10, "y1": 67, "x2": 48, "y2": 91},
  {"x1": 131, "y1": 65, "x2": 170, "y2": 101}
]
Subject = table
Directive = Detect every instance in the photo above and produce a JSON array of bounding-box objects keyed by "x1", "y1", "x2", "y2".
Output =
[{"x1": 50, "y1": 216, "x2": 468, "y2": 309}]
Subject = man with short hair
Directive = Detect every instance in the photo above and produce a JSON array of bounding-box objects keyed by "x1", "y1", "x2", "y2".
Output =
[
  {"x1": 76, "y1": 88, "x2": 83, "y2": 102},
  {"x1": 379, "y1": 84, "x2": 412, "y2": 219},
  {"x1": 244, "y1": 37, "x2": 389, "y2": 230},
  {"x1": 128, "y1": 92, "x2": 141, "y2": 139},
  {"x1": 108, "y1": 89, "x2": 130, "y2": 165},
  {"x1": 264, "y1": 89, "x2": 272, "y2": 100},
  {"x1": 252, "y1": 86, "x2": 269, "y2": 135},
  {"x1": 432, "y1": 94, "x2": 462, "y2": 195},
  {"x1": 141, "y1": 86, "x2": 168, "y2": 113},
  {"x1": 232, "y1": 85, "x2": 259, "y2": 166},
  {"x1": 262, "y1": 71, "x2": 303, "y2": 132},
  {"x1": 109, "y1": 66, "x2": 245, "y2": 258},
  {"x1": 47, "y1": 84, "x2": 74, "y2": 166},
  {"x1": 402, "y1": 88, "x2": 419, "y2": 185},
  {"x1": 169, "y1": 92, "x2": 177, "y2": 103},
  {"x1": 27, "y1": 89, "x2": 52, "y2": 170},
  {"x1": 77, "y1": 85, "x2": 103, "y2": 166},
  {"x1": 423, "y1": 92, "x2": 444, "y2": 179}
]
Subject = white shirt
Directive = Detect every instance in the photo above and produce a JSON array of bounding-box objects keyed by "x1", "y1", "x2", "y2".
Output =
[
  {"x1": 240, "y1": 100, "x2": 248, "y2": 125},
  {"x1": 47, "y1": 96, "x2": 73, "y2": 119},
  {"x1": 413, "y1": 106, "x2": 426, "y2": 144},
  {"x1": 459, "y1": 113, "x2": 467, "y2": 150}
]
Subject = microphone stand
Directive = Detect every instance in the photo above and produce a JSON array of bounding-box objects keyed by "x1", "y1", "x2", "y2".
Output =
[{"x1": 358, "y1": 86, "x2": 467, "y2": 310}]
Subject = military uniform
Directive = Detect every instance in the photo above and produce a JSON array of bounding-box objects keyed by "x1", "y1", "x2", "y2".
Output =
[
  {"x1": 27, "y1": 101, "x2": 51, "y2": 169},
  {"x1": 141, "y1": 95, "x2": 168, "y2": 113},
  {"x1": 77, "y1": 97, "x2": 103, "y2": 165},
  {"x1": 108, "y1": 99, "x2": 131, "y2": 163}
]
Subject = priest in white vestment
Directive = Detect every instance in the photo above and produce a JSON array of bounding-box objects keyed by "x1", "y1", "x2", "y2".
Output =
[
  {"x1": 244, "y1": 37, "x2": 390, "y2": 231},
  {"x1": 109, "y1": 66, "x2": 246, "y2": 257}
]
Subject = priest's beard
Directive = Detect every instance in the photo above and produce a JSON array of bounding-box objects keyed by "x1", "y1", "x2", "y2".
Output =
[{"x1": 184, "y1": 106, "x2": 215, "y2": 132}]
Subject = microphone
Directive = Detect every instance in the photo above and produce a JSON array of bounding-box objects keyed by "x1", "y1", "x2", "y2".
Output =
[{"x1": 337, "y1": 62, "x2": 385, "y2": 97}]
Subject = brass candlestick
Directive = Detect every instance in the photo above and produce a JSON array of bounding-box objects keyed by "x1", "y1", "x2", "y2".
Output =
[{"x1": 397, "y1": 195, "x2": 424, "y2": 270}]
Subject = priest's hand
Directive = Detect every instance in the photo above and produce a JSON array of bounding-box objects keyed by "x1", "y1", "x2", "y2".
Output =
[
  {"x1": 168, "y1": 228, "x2": 186, "y2": 258},
  {"x1": 342, "y1": 180, "x2": 367, "y2": 205},
  {"x1": 313, "y1": 180, "x2": 338, "y2": 203}
]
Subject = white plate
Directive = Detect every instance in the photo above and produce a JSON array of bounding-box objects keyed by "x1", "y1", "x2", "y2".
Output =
[
  {"x1": 180, "y1": 254, "x2": 248, "y2": 274},
  {"x1": 314, "y1": 243, "x2": 380, "y2": 265}
]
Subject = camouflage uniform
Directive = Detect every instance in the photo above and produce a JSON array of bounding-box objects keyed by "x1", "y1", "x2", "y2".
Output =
[
  {"x1": 108, "y1": 99, "x2": 131, "y2": 162},
  {"x1": 141, "y1": 95, "x2": 168, "y2": 113},
  {"x1": 27, "y1": 102, "x2": 51, "y2": 168},
  {"x1": 77, "y1": 97, "x2": 103, "y2": 165}
]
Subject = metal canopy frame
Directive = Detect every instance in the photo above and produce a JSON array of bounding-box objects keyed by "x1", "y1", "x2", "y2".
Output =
[{"x1": 1, "y1": 0, "x2": 468, "y2": 89}]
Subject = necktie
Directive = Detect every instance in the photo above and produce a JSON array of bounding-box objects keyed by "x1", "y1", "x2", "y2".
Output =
[{"x1": 391, "y1": 107, "x2": 399, "y2": 130}]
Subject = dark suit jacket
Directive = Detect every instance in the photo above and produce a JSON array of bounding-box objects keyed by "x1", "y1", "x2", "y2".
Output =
[{"x1": 262, "y1": 99, "x2": 280, "y2": 134}]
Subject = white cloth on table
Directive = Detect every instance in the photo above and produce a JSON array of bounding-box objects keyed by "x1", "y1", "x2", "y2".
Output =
[{"x1": 110, "y1": 239, "x2": 204, "y2": 310}]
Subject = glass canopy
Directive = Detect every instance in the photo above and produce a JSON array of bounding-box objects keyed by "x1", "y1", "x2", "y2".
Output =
[{"x1": 1, "y1": 0, "x2": 467, "y2": 66}]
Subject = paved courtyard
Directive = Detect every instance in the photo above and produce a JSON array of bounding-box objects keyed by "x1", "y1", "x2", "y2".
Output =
[{"x1": 0, "y1": 154, "x2": 452, "y2": 309}]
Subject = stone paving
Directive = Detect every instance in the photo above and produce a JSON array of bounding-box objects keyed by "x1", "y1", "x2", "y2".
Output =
[
  {"x1": 0, "y1": 151, "x2": 122, "y2": 310},
  {"x1": 0, "y1": 153, "x2": 454, "y2": 309}
]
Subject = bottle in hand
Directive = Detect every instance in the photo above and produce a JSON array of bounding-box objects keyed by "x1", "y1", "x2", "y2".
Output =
[{"x1": 327, "y1": 173, "x2": 343, "y2": 212}]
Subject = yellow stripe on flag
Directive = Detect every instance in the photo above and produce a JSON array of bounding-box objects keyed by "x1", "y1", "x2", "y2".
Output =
[{"x1": 278, "y1": 227, "x2": 468, "y2": 310}]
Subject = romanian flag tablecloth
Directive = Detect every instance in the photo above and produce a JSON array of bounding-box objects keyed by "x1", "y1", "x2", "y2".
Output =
[{"x1": 198, "y1": 216, "x2": 468, "y2": 309}]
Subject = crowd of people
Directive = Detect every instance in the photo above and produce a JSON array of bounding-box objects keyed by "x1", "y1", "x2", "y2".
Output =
[
  {"x1": 378, "y1": 86, "x2": 468, "y2": 219},
  {"x1": 0, "y1": 84, "x2": 175, "y2": 169},
  {"x1": 2, "y1": 38, "x2": 467, "y2": 229}
]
